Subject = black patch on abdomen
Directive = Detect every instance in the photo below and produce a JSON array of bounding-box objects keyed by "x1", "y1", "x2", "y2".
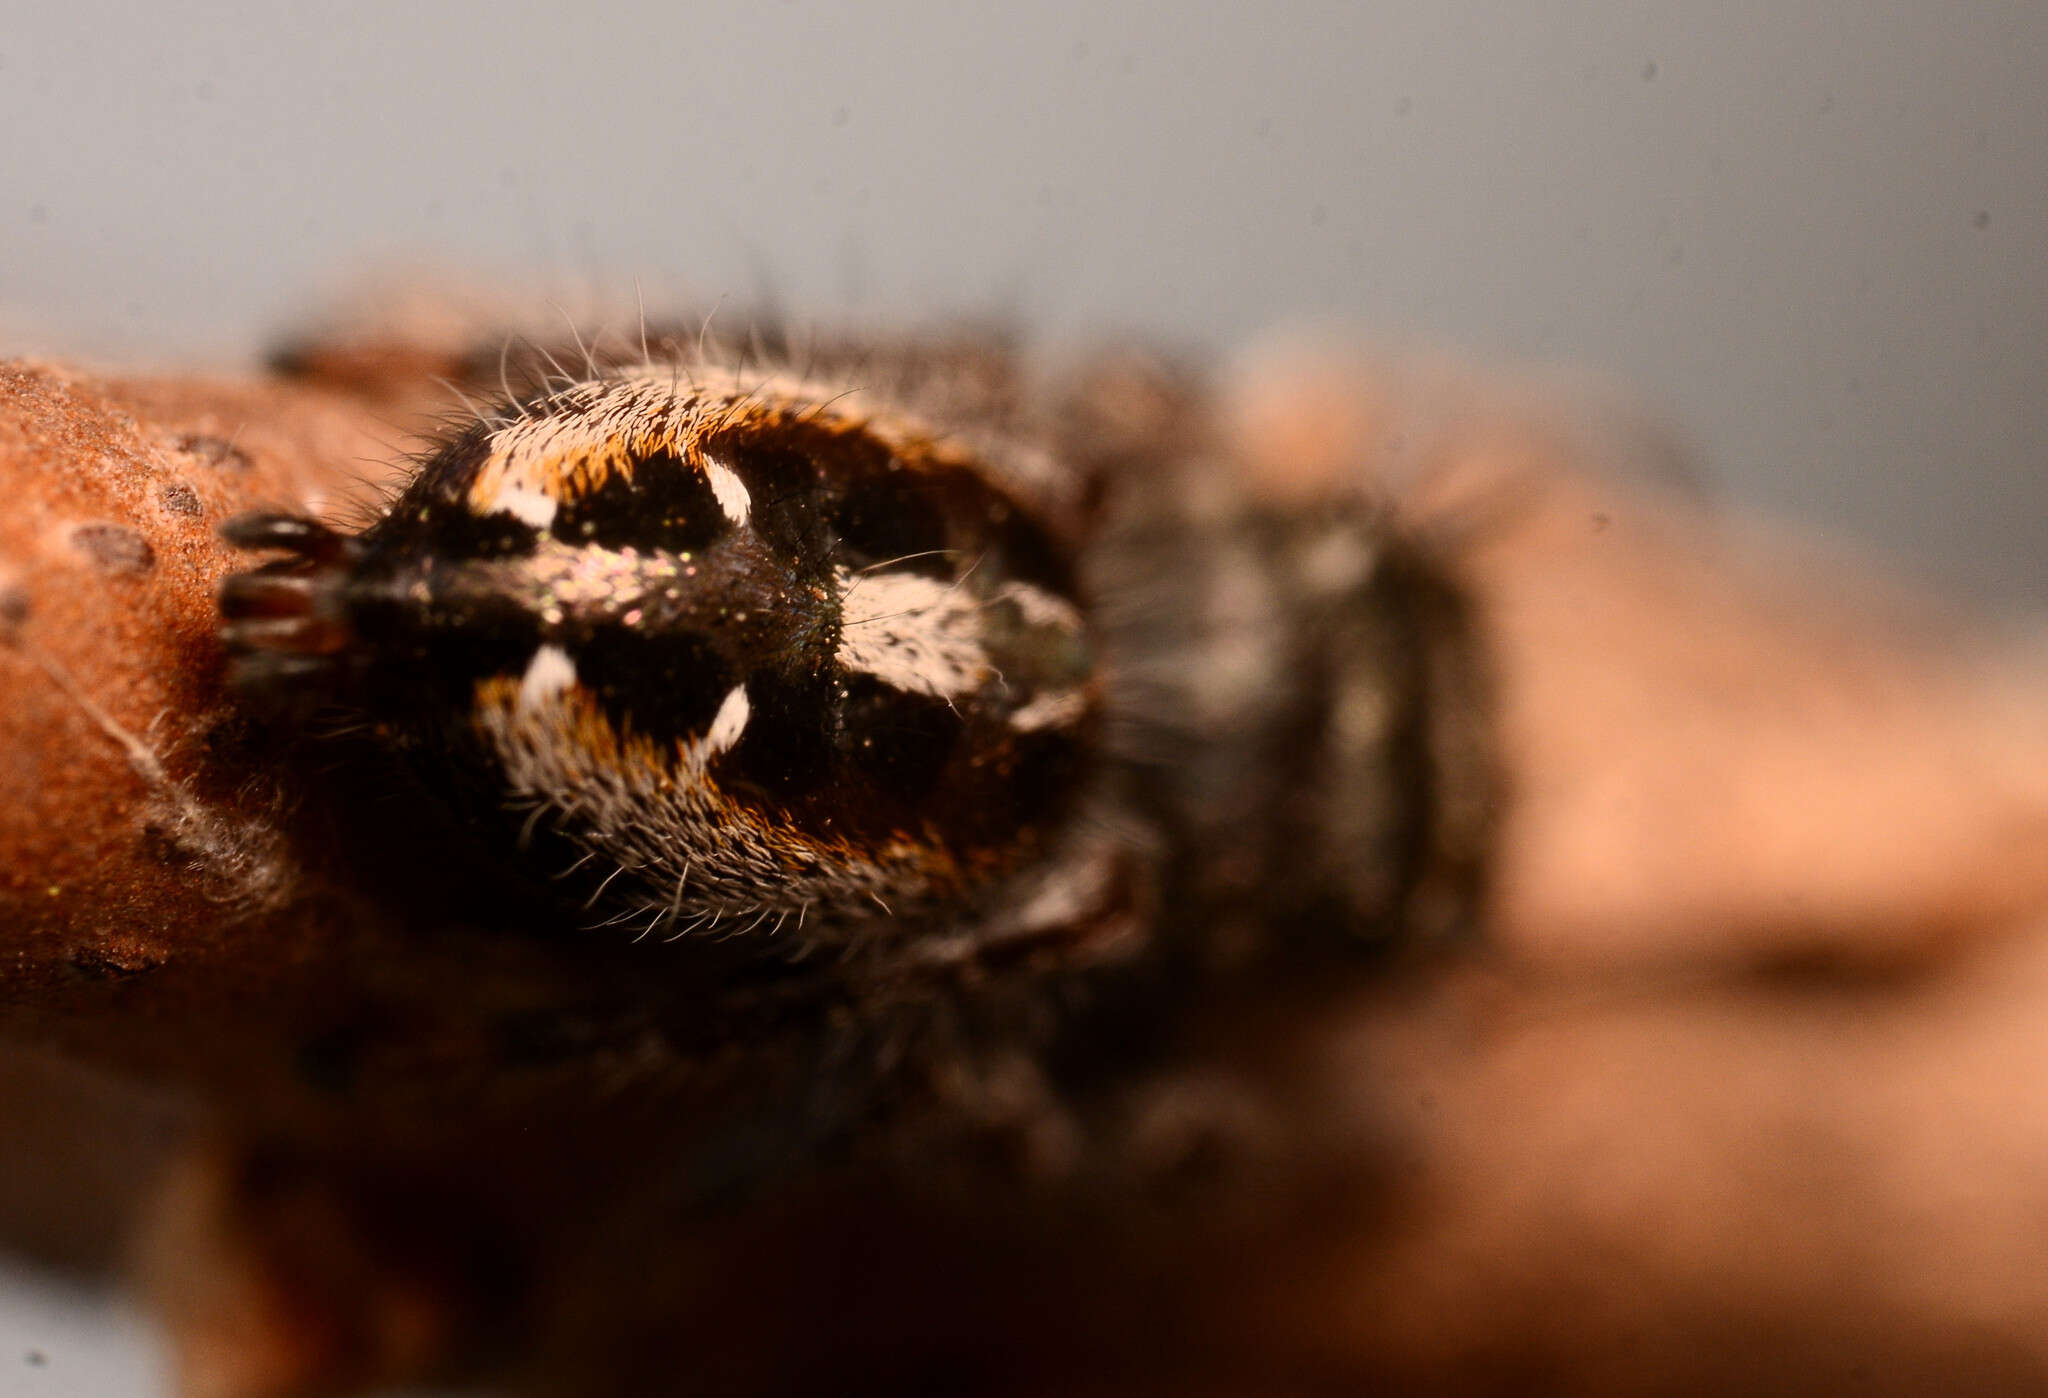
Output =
[
  {"x1": 573, "y1": 625, "x2": 736, "y2": 746},
  {"x1": 838, "y1": 676, "x2": 964, "y2": 806},
  {"x1": 830, "y1": 477, "x2": 951, "y2": 576},
  {"x1": 723, "y1": 671, "x2": 837, "y2": 802},
  {"x1": 997, "y1": 728, "x2": 1085, "y2": 828},
  {"x1": 553, "y1": 449, "x2": 729, "y2": 553}
]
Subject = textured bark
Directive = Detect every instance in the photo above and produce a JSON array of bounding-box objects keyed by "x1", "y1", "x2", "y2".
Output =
[{"x1": 0, "y1": 360, "x2": 393, "y2": 1063}]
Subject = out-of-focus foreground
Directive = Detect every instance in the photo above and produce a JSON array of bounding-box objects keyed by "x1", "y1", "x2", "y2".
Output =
[{"x1": 1, "y1": 339, "x2": 2046, "y2": 1395}]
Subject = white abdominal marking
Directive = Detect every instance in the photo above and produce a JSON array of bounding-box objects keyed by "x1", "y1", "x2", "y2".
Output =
[
  {"x1": 1008, "y1": 690, "x2": 1088, "y2": 732},
  {"x1": 704, "y1": 684, "x2": 751, "y2": 754},
  {"x1": 834, "y1": 568, "x2": 989, "y2": 700},
  {"x1": 494, "y1": 482, "x2": 559, "y2": 529},
  {"x1": 704, "y1": 458, "x2": 752, "y2": 526},
  {"x1": 990, "y1": 581, "x2": 1082, "y2": 632},
  {"x1": 517, "y1": 644, "x2": 578, "y2": 712}
]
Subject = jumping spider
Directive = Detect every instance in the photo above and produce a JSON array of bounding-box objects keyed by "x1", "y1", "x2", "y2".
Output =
[{"x1": 196, "y1": 319, "x2": 1494, "y2": 1394}]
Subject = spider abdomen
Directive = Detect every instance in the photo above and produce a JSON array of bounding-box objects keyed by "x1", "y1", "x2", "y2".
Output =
[{"x1": 222, "y1": 364, "x2": 1099, "y2": 937}]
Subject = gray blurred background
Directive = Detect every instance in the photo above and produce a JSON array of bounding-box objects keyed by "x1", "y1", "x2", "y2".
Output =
[
  {"x1": 3, "y1": 0, "x2": 2044, "y2": 609},
  {"x1": 0, "y1": 0, "x2": 2042, "y2": 1389}
]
